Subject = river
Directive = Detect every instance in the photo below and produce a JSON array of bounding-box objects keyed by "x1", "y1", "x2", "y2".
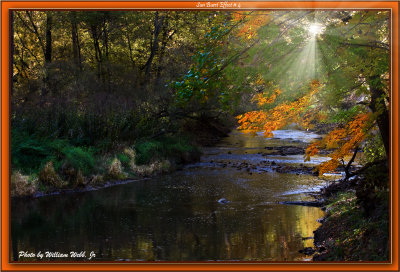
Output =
[{"x1": 11, "y1": 129, "x2": 331, "y2": 262}]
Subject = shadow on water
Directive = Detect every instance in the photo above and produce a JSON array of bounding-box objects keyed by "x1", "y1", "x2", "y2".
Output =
[{"x1": 11, "y1": 129, "x2": 326, "y2": 261}]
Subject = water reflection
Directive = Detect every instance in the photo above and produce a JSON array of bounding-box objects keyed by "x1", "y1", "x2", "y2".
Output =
[{"x1": 11, "y1": 130, "x2": 325, "y2": 261}]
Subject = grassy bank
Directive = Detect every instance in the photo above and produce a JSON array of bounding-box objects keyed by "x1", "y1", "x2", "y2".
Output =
[
  {"x1": 11, "y1": 129, "x2": 201, "y2": 198},
  {"x1": 313, "y1": 163, "x2": 390, "y2": 261}
]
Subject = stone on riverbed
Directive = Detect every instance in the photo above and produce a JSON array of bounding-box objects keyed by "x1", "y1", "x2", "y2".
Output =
[{"x1": 217, "y1": 198, "x2": 230, "y2": 204}]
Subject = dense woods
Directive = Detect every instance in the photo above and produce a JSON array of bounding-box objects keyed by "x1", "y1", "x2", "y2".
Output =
[{"x1": 10, "y1": 9, "x2": 391, "y2": 261}]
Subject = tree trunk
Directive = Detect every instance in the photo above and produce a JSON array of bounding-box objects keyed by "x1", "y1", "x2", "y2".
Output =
[
  {"x1": 154, "y1": 15, "x2": 176, "y2": 93},
  {"x1": 102, "y1": 18, "x2": 111, "y2": 91},
  {"x1": 344, "y1": 146, "x2": 359, "y2": 181},
  {"x1": 143, "y1": 12, "x2": 165, "y2": 79},
  {"x1": 42, "y1": 11, "x2": 53, "y2": 96},
  {"x1": 70, "y1": 12, "x2": 82, "y2": 70},
  {"x1": 45, "y1": 12, "x2": 52, "y2": 64},
  {"x1": 368, "y1": 75, "x2": 390, "y2": 158},
  {"x1": 90, "y1": 25, "x2": 103, "y2": 80}
]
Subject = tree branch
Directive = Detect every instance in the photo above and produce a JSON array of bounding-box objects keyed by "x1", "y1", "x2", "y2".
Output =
[{"x1": 340, "y1": 41, "x2": 389, "y2": 51}]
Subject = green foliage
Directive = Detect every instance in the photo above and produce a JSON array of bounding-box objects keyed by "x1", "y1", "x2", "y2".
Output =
[
  {"x1": 329, "y1": 105, "x2": 363, "y2": 124},
  {"x1": 11, "y1": 128, "x2": 68, "y2": 174},
  {"x1": 11, "y1": 126, "x2": 96, "y2": 177},
  {"x1": 61, "y1": 146, "x2": 95, "y2": 175},
  {"x1": 134, "y1": 136, "x2": 198, "y2": 165},
  {"x1": 171, "y1": 24, "x2": 229, "y2": 107},
  {"x1": 117, "y1": 153, "x2": 131, "y2": 169},
  {"x1": 362, "y1": 133, "x2": 386, "y2": 163}
]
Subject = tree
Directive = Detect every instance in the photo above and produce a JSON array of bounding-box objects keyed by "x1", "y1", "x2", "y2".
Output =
[{"x1": 234, "y1": 10, "x2": 390, "y2": 176}]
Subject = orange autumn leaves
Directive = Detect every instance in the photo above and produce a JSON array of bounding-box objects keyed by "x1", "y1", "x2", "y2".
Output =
[
  {"x1": 305, "y1": 112, "x2": 372, "y2": 175},
  {"x1": 252, "y1": 88, "x2": 282, "y2": 106},
  {"x1": 233, "y1": 11, "x2": 270, "y2": 40},
  {"x1": 237, "y1": 80, "x2": 373, "y2": 175},
  {"x1": 237, "y1": 80, "x2": 320, "y2": 137}
]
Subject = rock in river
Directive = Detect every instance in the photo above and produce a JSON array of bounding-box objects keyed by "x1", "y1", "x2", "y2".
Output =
[{"x1": 217, "y1": 198, "x2": 230, "y2": 204}]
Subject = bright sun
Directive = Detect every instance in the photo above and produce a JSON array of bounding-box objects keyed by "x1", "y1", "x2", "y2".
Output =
[{"x1": 308, "y1": 23, "x2": 324, "y2": 36}]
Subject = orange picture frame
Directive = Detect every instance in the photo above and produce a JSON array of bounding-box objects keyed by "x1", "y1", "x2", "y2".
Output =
[{"x1": 1, "y1": 1, "x2": 399, "y2": 271}]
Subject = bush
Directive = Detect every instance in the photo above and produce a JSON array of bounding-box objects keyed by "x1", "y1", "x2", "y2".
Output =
[
  {"x1": 11, "y1": 129, "x2": 59, "y2": 174},
  {"x1": 89, "y1": 174, "x2": 104, "y2": 185},
  {"x1": 11, "y1": 171, "x2": 38, "y2": 197},
  {"x1": 61, "y1": 146, "x2": 95, "y2": 175},
  {"x1": 117, "y1": 153, "x2": 131, "y2": 169},
  {"x1": 38, "y1": 161, "x2": 65, "y2": 188},
  {"x1": 106, "y1": 158, "x2": 126, "y2": 180}
]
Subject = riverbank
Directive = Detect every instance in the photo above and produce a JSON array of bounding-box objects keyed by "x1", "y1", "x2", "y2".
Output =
[
  {"x1": 311, "y1": 161, "x2": 389, "y2": 261},
  {"x1": 12, "y1": 127, "x2": 327, "y2": 261},
  {"x1": 11, "y1": 117, "x2": 233, "y2": 199}
]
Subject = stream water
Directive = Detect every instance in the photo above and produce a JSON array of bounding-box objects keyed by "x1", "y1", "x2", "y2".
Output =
[{"x1": 11, "y1": 129, "x2": 329, "y2": 262}]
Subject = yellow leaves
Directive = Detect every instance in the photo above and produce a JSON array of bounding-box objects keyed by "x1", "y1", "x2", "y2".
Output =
[{"x1": 255, "y1": 75, "x2": 265, "y2": 86}]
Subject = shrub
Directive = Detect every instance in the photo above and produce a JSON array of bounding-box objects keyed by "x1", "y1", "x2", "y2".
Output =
[
  {"x1": 11, "y1": 171, "x2": 38, "y2": 197},
  {"x1": 89, "y1": 174, "x2": 104, "y2": 185},
  {"x1": 134, "y1": 141, "x2": 163, "y2": 165},
  {"x1": 38, "y1": 161, "x2": 65, "y2": 188},
  {"x1": 62, "y1": 146, "x2": 95, "y2": 175},
  {"x1": 117, "y1": 153, "x2": 131, "y2": 169},
  {"x1": 11, "y1": 129, "x2": 58, "y2": 174},
  {"x1": 123, "y1": 147, "x2": 136, "y2": 160},
  {"x1": 74, "y1": 170, "x2": 87, "y2": 187},
  {"x1": 107, "y1": 158, "x2": 126, "y2": 180}
]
